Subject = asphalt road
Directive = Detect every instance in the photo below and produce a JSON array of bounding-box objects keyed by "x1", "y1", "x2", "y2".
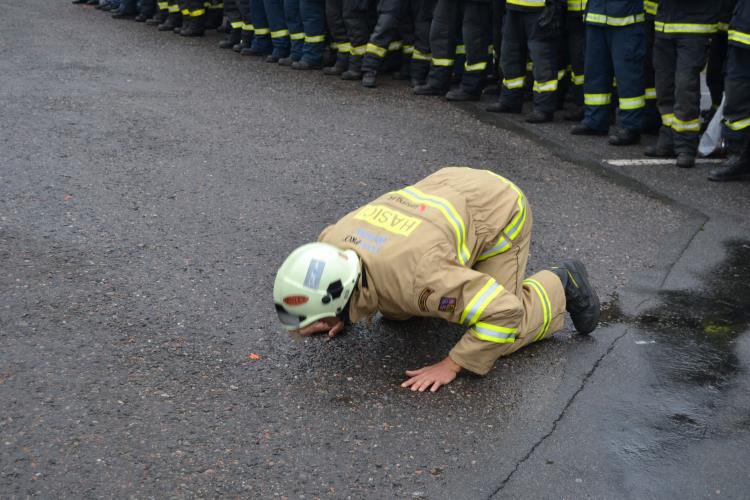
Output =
[{"x1": 1, "y1": 1, "x2": 749, "y2": 498}]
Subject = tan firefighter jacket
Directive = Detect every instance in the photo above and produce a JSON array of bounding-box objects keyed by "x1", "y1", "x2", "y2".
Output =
[{"x1": 318, "y1": 167, "x2": 538, "y2": 375}]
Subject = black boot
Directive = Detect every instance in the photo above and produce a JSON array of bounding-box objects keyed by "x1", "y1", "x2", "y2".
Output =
[
  {"x1": 707, "y1": 141, "x2": 750, "y2": 181},
  {"x1": 341, "y1": 55, "x2": 362, "y2": 80},
  {"x1": 413, "y1": 84, "x2": 447, "y2": 96},
  {"x1": 609, "y1": 127, "x2": 641, "y2": 146},
  {"x1": 486, "y1": 101, "x2": 522, "y2": 114},
  {"x1": 292, "y1": 60, "x2": 322, "y2": 70},
  {"x1": 361, "y1": 71, "x2": 377, "y2": 88},
  {"x1": 445, "y1": 88, "x2": 480, "y2": 102},
  {"x1": 323, "y1": 52, "x2": 348, "y2": 75},
  {"x1": 676, "y1": 152, "x2": 696, "y2": 168},
  {"x1": 525, "y1": 110, "x2": 554, "y2": 124},
  {"x1": 146, "y1": 9, "x2": 168, "y2": 25},
  {"x1": 392, "y1": 58, "x2": 411, "y2": 80},
  {"x1": 180, "y1": 15, "x2": 205, "y2": 36},
  {"x1": 219, "y1": 28, "x2": 241, "y2": 48},
  {"x1": 233, "y1": 30, "x2": 252, "y2": 52},
  {"x1": 644, "y1": 126, "x2": 676, "y2": 157},
  {"x1": 158, "y1": 13, "x2": 181, "y2": 31},
  {"x1": 551, "y1": 260, "x2": 600, "y2": 335},
  {"x1": 570, "y1": 123, "x2": 608, "y2": 136}
]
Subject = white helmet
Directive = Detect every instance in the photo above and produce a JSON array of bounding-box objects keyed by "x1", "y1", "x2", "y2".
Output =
[{"x1": 273, "y1": 242, "x2": 360, "y2": 331}]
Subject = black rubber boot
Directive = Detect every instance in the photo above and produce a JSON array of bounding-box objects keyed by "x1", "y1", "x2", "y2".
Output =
[
  {"x1": 486, "y1": 101, "x2": 522, "y2": 114},
  {"x1": 158, "y1": 13, "x2": 181, "y2": 31},
  {"x1": 219, "y1": 28, "x2": 241, "y2": 48},
  {"x1": 146, "y1": 10, "x2": 168, "y2": 25},
  {"x1": 551, "y1": 260, "x2": 600, "y2": 335},
  {"x1": 609, "y1": 127, "x2": 641, "y2": 146},
  {"x1": 361, "y1": 71, "x2": 377, "y2": 88},
  {"x1": 292, "y1": 60, "x2": 322, "y2": 70},
  {"x1": 445, "y1": 88, "x2": 480, "y2": 102},
  {"x1": 570, "y1": 123, "x2": 608, "y2": 136},
  {"x1": 233, "y1": 30, "x2": 252, "y2": 52},
  {"x1": 707, "y1": 141, "x2": 750, "y2": 181},
  {"x1": 323, "y1": 53, "x2": 348, "y2": 75},
  {"x1": 180, "y1": 15, "x2": 205, "y2": 36},
  {"x1": 340, "y1": 55, "x2": 362, "y2": 80},
  {"x1": 644, "y1": 126, "x2": 676, "y2": 157},
  {"x1": 525, "y1": 110, "x2": 554, "y2": 124},
  {"x1": 413, "y1": 84, "x2": 447, "y2": 96}
]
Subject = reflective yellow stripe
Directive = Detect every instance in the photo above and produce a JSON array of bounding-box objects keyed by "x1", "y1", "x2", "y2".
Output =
[
  {"x1": 671, "y1": 117, "x2": 700, "y2": 133},
  {"x1": 533, "y1": 79, "x2": 558, "y2": 93},
  {"x1": 584, "y1": 93, "x2": 611, "y2": 106},
  {"x1": 557, "y1": 68, "x2": 567, "y2": 81},
  {"x1": 645, "y1": 87, "x2": 657, "y2": 100},
  {"x1": 478, "y1": 171, "x2": 527, "y2": 261},
  {"x1": 350, "y1": 44, "x2": 366, "y2": 56},
  {"x1": 725, "y1": 116, "x2": 750, "y2": 131},
  {"x1": 167, "y1": 4, "x2": 179, "y2": 12},
  {"x1": 567, "y1": 0, "x2": 585, "y2": 12},
  {"x1": 661, "y1": 113, "x2": 674, "y2": 126},
  {"x1": 412, "y1": 49, "x2": 431, "y2": 61},
  {"x1": 644, "y1": 0, "x2": 657, "y2": 16},
  {"x1": 271, "y1": 29, "x2": 289, "y2": 38},
  {"x1": 585, "y1": 12, "x2": 645, "y2": 26},
  {"x1": 464, "y1": 61, "x2": 487, "y2": 72},
  {"x1": 366, "y1": 43, "x2": 387, "y2": 58},
  {"x1": 718, "y1": 22, "x2": 729, "y2": 32},
  {"x1": 157, "y1": 1, "x2": 168, "y2": 8},
  {"x1": 189, "y1": 8, "x2": 205, "y2": 16},
  {"x1": 455, "y1": 45, "x2": 466, "y2": 55},
  {"x1": 619, "y1": 95, "x2": 645, "y2": 110},
  {"x1": 181, "y1": 8, "x2": 189, "y2": 15},
  {"x1": 728, "y1": 30, "x2": 750, "y2": 47},
  {"x1": 402, "y1": 44, "x2": 414, "y2": 54},
  {"x1": 507, "y1": 0, "x2": 546, "y2": 7},
  {"x1": 254, "y1": 27, "x2": 270, "y2": 35},
  {"x1": 337, "y1": 42, "x2": 352, "y2": 53},
  {"x1": 471, "y1": 322, "x2": 517, "y2": 343},
  {"x1": 242, "y1": 23, "x2": 255, "y2": 31},
  {"x1": 305, "y1": 34, "x2": 325, "y2": 43},
  {"x1": 460, "y1": 279, "x2": 504, "y2": 327},
  {"x1": 487, "y1": 44, "x2": 494, "y2": 55},
  {"x1": 526, "y1": 61, "x2": 534, "y2": 72},
  {"x1": 290, "y1": 32, "x2": 305, "y2": 40},
  {"x1": 206, "y1": 2, "x2": 223, "y2": 9},
  {"x1": 571, "y1": 72, "x2": 584, "y2": 85},
  {"x1": 654, "y1": 22, "x2": 718, "y2": 34},
  {"x1": 432, "y1": 57, "x2": 454, "y2": 67},
  {"x1": 397, "y1": 186, "x2": 471, "y2": 266},
  {"x1": 388, "y1": 40, "x2": 403, "y2": 51},
  {"x1": 503, "y1": 76, "x2": 526, "y2": 90},
  {"x1": 525, "y1": 279, "x2": 552, "y2": 342},
  {"x1": 230, "y1": 21, "x2": 244, "y2": 28}
]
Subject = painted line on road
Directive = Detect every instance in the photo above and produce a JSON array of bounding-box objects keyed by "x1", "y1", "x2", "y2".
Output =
[{"x1": 605, "y1": 158, "x2": 723, "y2": 167}]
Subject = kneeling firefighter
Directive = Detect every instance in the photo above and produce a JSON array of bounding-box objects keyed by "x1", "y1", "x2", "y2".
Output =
[{"x1": 273, "y1": 167, "x2": 600, "y2": 392}]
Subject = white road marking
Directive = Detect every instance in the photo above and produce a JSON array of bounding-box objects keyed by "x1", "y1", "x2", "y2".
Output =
[{"x1": 605, "y1": 158, "x2": 723, "y2": 167}]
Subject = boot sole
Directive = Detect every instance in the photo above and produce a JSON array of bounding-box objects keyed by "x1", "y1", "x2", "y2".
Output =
[{"x1": 568, "y1": 259, "x2": 600, "y2": 335}]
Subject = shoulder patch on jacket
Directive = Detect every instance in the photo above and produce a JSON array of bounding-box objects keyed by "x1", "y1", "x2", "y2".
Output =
[{"x1": 438, "y1": 296, "x2": 457, "y2": 313}]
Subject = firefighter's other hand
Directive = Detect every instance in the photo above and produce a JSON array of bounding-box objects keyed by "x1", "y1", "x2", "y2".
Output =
[
  {"x1": 292, "y1": 317, "x2": 344, "y2": 338},
  {"x1": 401, "y1": 356, "x2": 461, "y2": 392}
]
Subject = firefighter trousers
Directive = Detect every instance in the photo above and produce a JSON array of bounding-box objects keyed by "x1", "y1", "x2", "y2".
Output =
[
  {"x1": 426, "y1": 0, "x2": 490, "y2": 95},
  {"x1": 362, "y1": 0, "x2": 403, "y2": 73},
  {"x1": 450, "y1": 206, "x2": 567, "y2": 371},
  {"x1": 654, "y1": 36, "x2": 709, "y2": 155},
  {"x1": 410, "y1": 0, "x2": 437, "y2": 84},
  {"x1": 343, "y1": 0, "x2": 377, "y2": 72},
  {"x1": 499, "y1": 9, "x2": 558, "y2": 114},
  {"x1": 642, "y1": 19, "x2": 660, "y2": 131},
  {"x1": 565, "y1": 11, "x2": 585, "y2": 107},
  {"x1": 284, "y1": 0, "x2": 326, "y2": 63},
  {"x1": 251, "y1": 0, "x2": 290, "y2": 57},
  {"x1": 582, "y1": 23, "x2": 645, "y2": 133},
  {"x1": 326, "y1": 0, "x2": 350, "y2": 60},
  {"x1": 707, "y1": 31, "x2": 728, "y2": 108},
  {"x1": 722, "y1": 46, "x2": 750, "y2": 149},
  {"x1": 224, "y1": 0, "x2": 243, "y2": 29}
]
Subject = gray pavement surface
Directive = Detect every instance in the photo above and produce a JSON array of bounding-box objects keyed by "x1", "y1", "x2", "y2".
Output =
[{"x1": 1, "y1": 1, "x2": 748, "y2": 498}]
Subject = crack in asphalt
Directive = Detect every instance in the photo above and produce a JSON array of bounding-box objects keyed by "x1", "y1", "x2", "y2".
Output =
[{"x1": 486, "y1": 327, "x2": 631, "y2": 499}]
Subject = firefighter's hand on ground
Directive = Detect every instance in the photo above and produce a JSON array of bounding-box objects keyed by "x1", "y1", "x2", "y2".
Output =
[
  {"x1": 292, "y1": 317, "x2": 344, "y2": 338},
  {"x1": 401, "y1": 356, "x2": 462, "y2": 392}
]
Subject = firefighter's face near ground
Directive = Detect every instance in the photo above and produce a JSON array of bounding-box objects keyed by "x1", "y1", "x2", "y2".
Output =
[{"x1": 291, "y1": 316, "x2": 345, "y2": 338}]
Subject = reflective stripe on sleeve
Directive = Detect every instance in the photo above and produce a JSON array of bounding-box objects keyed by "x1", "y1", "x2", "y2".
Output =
[
  {"x1": 189, "y1": 8, "x2": 205, "y2": 16},
  {"x1": 305, "y1": 34, "x2": 325, "y2": 43},
  {"x1": 254, "y1": 27, "x2": 270, "y2": 35},
  {"x1": 167, "y1": 4, "x2": 179, "y2": 12},
  {"x1": 230, "y1": 21, "x2": 244, "y2": 28},
  {"x1": 654, "y1": 22, "x2": 718, "y2": 35},
  {"x1": 584, "y1": 93, "x2": 612, "y2": 106},
  {"x1": 242, "y1": 23, "x2": 255, "y2": 31},
  {"x1": 619, "y1": 95, "x2": 645, "y2": 110},
  {"x1": 671, "y1": 117, "x2": 700, "y2": 133},
  {"x1": 402, "y1": 44, "x2": 414, "y2": 54},
  {"x1": 366, "y1": 43, "x2": 387, "y2": 57},
  {"x1": 290, "y1": 32, "x2": 305, "y2": 40},
  {"x1": 471, "y1": 322, "x2": 517, "y2": 343},
  {"x1": 585, "y1": 12, "x2": 645, "y2": 26},
  {"x1": 181, "y1": 8, "x2": 189, "y2": 15},
  {"x1": 388, "y1": 40, "x2": 403, "y2": 51},
  {"x1": 350, "y1": 45, "x2": 366, "y2": 56},
  {"x1": 661, "y1": 113, "x2": 674, "y2": 126},
  {"x1": 503, "y1": 76, "x2": 526, "y2": 90},
  {"x1": 397, "y1": 186, "x2": 471, "y2": 265},
  {"x1": 644, "y1": 0, "x2": 657, "y2": 16},
  {"x1": 725, "y1": 116, "x2": 750, "y2": 131},
  {"x1": 557, "y1": 68, "x2": 567, "y2": 81},
  {"x1": 571, "y1": 72, "x2": 584, "y2": 85},
  {"x1": 412, "y1": 49, "x2": 431, "y2": 61},
  {"x1": 567, "y1": 0, "x2": 585, "y2": 12},
  {"x1": 728, "y1": 29, "x2": 750, "y2": 47},
  {"x1": 645, "y1": 87, "x2": 657, "y2": 100},
  {"x1": 525, "y1": 278, "x2": 552, "y2": 342},
  {"x1": 157, "y1": 1, "x2": 168, "y2": 8},
  {"x1": 718, "y1": 22, "x2": 729, "y2": 32},
  {"x1": 460, "y1": 279, "x2": 504, "y2": 327},
  {"x1": 271, "y1": 29, "x2": 289, "y2": 38},
  {"x1": 455, "y1": 45, "x2": 466, "y2": 55},
  {"x1": 337, "y1": 42, "x2": 352, "y2": 53}
]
